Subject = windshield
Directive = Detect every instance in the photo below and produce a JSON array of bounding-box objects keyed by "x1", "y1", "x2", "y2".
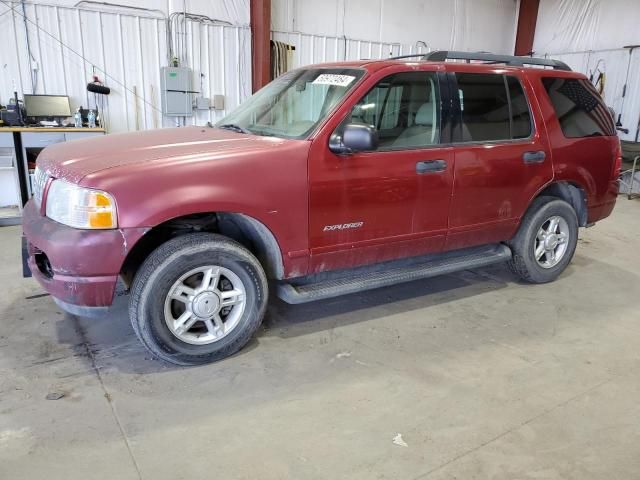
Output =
[{"x1": 217, "y1": 68, "x2": 365, "y2": 139}]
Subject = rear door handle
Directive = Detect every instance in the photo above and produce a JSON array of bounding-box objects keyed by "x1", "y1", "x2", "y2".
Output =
[
  {"x1": 522, "y1": 151, "x2": 546, "y2": 164},
  {"x1": 416, "y1": 159, "x2": 447, "y2": 174}
]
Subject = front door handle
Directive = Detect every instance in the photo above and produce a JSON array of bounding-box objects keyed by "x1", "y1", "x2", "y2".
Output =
[
  {"x1": 416, "y1": 159, "x2": 447, "y2": 174},
  {"x1": 522, "y1": 151, "x2": 546, "y2": 164}
]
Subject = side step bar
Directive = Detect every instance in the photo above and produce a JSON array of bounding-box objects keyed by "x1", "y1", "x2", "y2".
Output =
[{"x1": 276, "y1": 244, "x2": 512, "y2": 304}]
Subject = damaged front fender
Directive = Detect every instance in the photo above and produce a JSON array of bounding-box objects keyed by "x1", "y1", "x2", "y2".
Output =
[{"x1": 22, "y1": 200, "x2": 148, "y2": 307}]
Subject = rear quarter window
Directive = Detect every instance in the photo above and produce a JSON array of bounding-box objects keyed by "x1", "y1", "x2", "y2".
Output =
[{"x1": 542, "y1": 77, "x2": 615, "y2": 138}]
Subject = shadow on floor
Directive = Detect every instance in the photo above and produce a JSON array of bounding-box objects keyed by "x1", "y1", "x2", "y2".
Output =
[
  {"x1": 8, "y1": 253, "x2": 635, "y2": 376},
  {"x1": 56, "y1": 264, "x2": 515, "y2": 375}
]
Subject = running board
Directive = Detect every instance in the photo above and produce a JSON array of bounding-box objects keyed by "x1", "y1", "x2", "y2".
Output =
[{"x1": 276, "y1": 244, "x2": 512, "y2": 304}]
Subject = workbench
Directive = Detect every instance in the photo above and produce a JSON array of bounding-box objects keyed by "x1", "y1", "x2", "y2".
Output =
[{"x1": 0, "y1": 127, "x2": 105, "y2": 225}]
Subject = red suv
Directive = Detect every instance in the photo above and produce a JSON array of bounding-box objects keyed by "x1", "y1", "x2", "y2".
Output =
[{"x1": 22, "y1": 51, "x2": 620, "y2": 365}]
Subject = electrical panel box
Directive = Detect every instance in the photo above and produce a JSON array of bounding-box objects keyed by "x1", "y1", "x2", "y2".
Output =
[
  {"x1": 160, "y1": 67, "x2": 193, "y2": 116},
  {"x1": 212, "y1": 95, "x2": 225, "y2": 110},
  {"x1": 195, "y1": 97, "x2": 210, "y2": 110}
]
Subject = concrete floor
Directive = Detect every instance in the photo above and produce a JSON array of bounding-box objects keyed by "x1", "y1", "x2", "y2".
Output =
[{"x1": 1, "y1": 200, "x2": 639, "y2": 480}]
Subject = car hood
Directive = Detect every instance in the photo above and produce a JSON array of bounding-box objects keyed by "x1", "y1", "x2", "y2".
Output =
[{"x1": 37, "y1": 126, "x2": 291, "y2": 183}]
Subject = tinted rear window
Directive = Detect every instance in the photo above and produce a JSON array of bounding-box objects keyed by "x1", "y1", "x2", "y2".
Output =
[
  {"x1": 542, "y1": 77, "x2": 615, "y2": 138},
  {"x1": 457, "y1": 73, "x2": 510, "y2": 141},
  {"x1": 456, "y1": 73, "x2": 532, "y2": 142}
]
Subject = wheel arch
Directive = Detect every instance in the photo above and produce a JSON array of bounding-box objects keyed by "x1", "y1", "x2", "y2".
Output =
[
  {"x1": 120, "y1": 211, "x2": 285, "y2": 287},
  {"x1": 530, "y1": 181, "x2": 588, "y2": 226}
]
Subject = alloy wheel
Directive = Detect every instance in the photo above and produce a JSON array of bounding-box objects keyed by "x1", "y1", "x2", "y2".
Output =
[
  {"x1": 533, "y1": 215, "x2": 570, "y2": 269},
  {"x1": 163, "y1": 266, "x2": 246, "y2": 345}
]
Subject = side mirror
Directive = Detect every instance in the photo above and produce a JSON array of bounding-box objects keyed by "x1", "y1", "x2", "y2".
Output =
[{"x1": 329, "y1": 124, "x2": 379, "y2": 154}]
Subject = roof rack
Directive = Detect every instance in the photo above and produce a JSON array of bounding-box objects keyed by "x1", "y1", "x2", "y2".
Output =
[
  {"x1": 387, "y1": 54, "x2": 428, "y2": 60},
  {"x1": 422, "y1": 50, "x2": 572, "y2": 71}
]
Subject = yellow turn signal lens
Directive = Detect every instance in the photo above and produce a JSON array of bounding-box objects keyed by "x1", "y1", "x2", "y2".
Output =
[{"x1": 88, "y1": 192, "x2": 117, "y2": 228}]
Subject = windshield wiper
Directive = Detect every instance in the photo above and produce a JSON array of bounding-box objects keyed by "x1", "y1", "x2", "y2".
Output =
[
  {"x1": 248, "y1": 129, "x2": 277, "y2": 137},
  {"x1": 218, "y1": 123, "x2": 252, "y2": 134}
]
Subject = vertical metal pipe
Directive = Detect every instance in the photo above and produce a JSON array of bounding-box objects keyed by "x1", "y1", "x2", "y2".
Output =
[
  {"x1": 135, "y1": 16, "x2": 147, "y2": 129},
  {"x1": 76, "y1": 8, "x2": 89, "y2": 106},
  {"x1": 182, "y1": 0, "x2": 186, "y2": 62},
  {"x1": 235, "y1": 27, "x2": 241, "y2": 105},
  {"x1": 188, "y1": 19, "x2": 195, "y2": 125},
  {"x1": 206, "y1": 24, "x2": 213, "y2": 124},
  {"x1": 154, "y1": 18, "x2": 163, "y2": 128},
  {"x1": 54, "y1": 6, "x2": 68, "y2": 95},
  {"x1": 322, "y1": 35, "x2": 327, "y2": 63},
  {"x1": 21, "y1": 0, "x2": 35, "y2": 93},
  {"x1": 133, "y1": 85, "x2": 139, "y2": 130},
  {"x1": 10, "y1": 5, "x2": 25, "y2": 97},
  {"x1": 98, "y1": 12, "x2": 108, "y2": 113},
  {"x1": 117, "y1": 14, "x2": 130, "y2": 131},
  {"x1": 219, "y1": 26, "x2": 226, "y2": 116},
  {"x1": 33, "y1": 4, "x2": 46, "y2": 93}
]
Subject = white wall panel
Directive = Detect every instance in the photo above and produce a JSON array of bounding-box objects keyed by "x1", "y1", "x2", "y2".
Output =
[
  {"x1": 534, "y1": 0, "x2": 640, "y2": 54},
  {"x1": 18, "y1": 0, "x2": 250, "y2": 25},
  {"x1": 534, "y1": 0, "x2": 640, "y2": 141},
  {"x1": 272, "y1": 0, "x2": 518, "y2": 53},
  {"x1": 0, "y1": 1, "x2": 252, "y2": 133},
  {"x1": 271, "y1": 30, "x2": 427, "y2": 68}
]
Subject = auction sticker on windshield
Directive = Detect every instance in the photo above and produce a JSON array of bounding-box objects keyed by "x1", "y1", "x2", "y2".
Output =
[{"x1": 312, "y1": 74, "x2": 356, "y2": 87}]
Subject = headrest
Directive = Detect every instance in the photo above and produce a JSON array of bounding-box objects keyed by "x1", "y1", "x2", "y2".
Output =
[{"x1": 415, "y1": 103, "x2": 434, "y2": 126}]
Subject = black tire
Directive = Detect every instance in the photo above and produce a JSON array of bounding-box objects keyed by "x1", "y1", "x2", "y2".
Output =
[
  {"x1": 129, "y1": 233, "x2": 268, "y2": 366},
  {"x1": 508, "y1": 196, "x2": 579, "y2": 284}
]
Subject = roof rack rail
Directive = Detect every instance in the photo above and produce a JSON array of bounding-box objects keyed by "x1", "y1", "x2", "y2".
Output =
[
  {"x1": 423, "y1": 50, "x2": 572, "y2": 71},
  {"x1": 388, "y1": 54, "x2": 429, "y2": 60}
]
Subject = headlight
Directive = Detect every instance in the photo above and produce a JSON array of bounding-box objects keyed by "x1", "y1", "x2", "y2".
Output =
[{"x1": 45, "y1": 179, "x2": 117, "y2": 229}]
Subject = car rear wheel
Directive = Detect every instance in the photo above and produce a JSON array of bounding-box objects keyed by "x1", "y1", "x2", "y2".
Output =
[
  {"x1": 129, "y1": 233, "x2": 268, "y2": 365},
  {"x1": 508, "y1": 196, "x2": 579, "y2": 284}
]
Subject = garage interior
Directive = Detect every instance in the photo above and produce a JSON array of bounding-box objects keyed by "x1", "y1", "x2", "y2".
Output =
[{"x1": 1, "y1": 0, "x2": 640, "y2": 479}]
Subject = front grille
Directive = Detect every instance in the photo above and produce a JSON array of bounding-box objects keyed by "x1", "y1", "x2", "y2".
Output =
[{"x1": 32, "y1": 167, "x2": 49, "y2": 207}]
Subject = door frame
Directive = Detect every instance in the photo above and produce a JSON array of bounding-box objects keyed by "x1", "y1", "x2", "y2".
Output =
[
  {"x1": 442, "y1": 66, "x2": 555, "y2": 250},
  {"x1": 305, "y1": 64, "x2": 458, "y2": 272}
]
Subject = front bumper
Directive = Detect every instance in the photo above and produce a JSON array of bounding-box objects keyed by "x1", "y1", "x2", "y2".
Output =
[{"x1": 21, "y1": 200, "x2": 147, "y2": 315}]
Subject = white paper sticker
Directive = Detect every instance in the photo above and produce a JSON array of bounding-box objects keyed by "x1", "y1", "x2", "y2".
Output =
[{"x1": 312, "y1": 74, "x2": 356, "y2": 87}]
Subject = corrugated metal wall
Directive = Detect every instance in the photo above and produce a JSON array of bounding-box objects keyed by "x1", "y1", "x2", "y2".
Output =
[
  {"x1": 2, "y1": 1, "x2": 432, "y2": 135},
  {"x1": 1, "y1": 1, "x2": 252, "y2": 133},
  {"x1": 271, "y1": 30, "x2": 428, "y2": 68}
]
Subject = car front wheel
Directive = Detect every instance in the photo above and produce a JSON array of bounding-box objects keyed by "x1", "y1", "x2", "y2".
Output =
[{"x1": 129, "y1": 233, "x2": 268, "y2": 365}]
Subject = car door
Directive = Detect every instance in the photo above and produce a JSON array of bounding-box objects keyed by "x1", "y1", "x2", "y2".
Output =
[
  {"x1": 446, "y1": 68, "x2": 554, "y2": 250},
  {"x1": 307, "y1": 69, "x2": 455, "y2": 273}
]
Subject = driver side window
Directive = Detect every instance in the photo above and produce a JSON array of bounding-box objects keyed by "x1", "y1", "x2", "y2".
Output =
[{"x1": 348, "y1": 71, "x2": 441, "y2": 150}]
